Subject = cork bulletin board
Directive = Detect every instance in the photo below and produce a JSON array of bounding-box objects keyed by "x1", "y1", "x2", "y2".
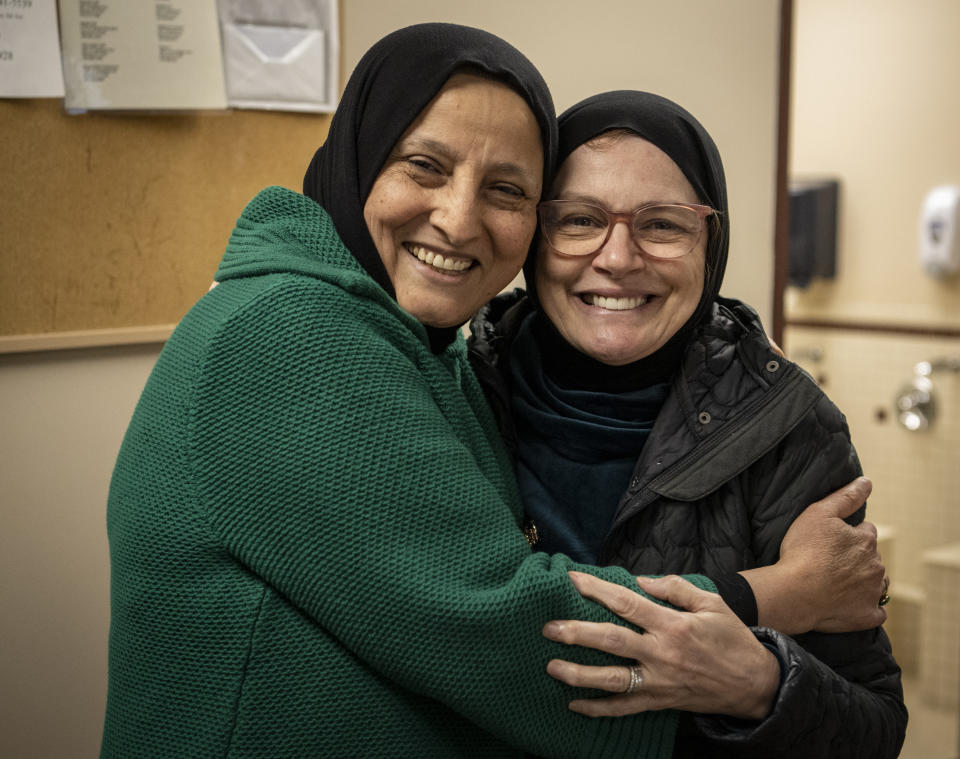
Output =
[{"x1": 0, "y1": 99, "x2": 332, "y2": 351}]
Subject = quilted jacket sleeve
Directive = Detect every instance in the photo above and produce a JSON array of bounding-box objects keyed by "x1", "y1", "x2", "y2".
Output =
[
  {"x1": 693, "y1": 626, "x2": 905, "y2": 758},
  {"x1": 692, "y1": 392, "x2": 907, "y2": 758}
]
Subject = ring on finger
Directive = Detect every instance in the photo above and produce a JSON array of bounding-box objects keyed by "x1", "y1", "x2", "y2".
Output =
[
  {"x1": 624, "y1": 663, "x2": 644, "y2": 694},
  {"x1": 879, "y1": 576, "x2": 891, "y2": 607}
]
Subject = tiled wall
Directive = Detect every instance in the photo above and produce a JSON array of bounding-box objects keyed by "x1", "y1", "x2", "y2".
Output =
[
  {"x1": 785, "y1": 328, "x2": 960, "y2": 588},
  {"x1": 923, "y1": 545, "x2": 960, "y2": 710},
  {"x1": 785, "y1": 326, "x2": 960, "y2": 708}
]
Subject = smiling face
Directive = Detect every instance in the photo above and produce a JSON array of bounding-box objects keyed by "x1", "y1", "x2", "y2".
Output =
[
  {"x1": 363, "y1": 73, "x2": 543, "y2": 328},
  {"x1": 535, "y1": 134, "x2": 706, "y2": 365}
]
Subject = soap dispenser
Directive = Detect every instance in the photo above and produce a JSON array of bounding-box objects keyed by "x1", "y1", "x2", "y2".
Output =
[{"x1": 919, "y1": 185, "x2": 960, "y2": 277}]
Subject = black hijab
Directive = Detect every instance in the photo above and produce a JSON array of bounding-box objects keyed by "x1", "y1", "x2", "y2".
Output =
[
  {"x1": 303, "y1": 23, "x2": 557, "y2": 352},
  {"x1": 525, "y1": 90, "x2": 730, "y2": 389}
]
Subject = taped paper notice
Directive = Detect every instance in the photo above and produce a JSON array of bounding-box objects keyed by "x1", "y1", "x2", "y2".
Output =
[
  {"x1": 58, "y1": 0, "x2": 227, "y2": 110},
  {"x1": 0, "y1": 0, "x2": 65, "y2": 98}
]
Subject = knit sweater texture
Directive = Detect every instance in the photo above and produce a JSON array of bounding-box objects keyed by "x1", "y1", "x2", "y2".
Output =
[{"x1": 100, "y1": 186, "x2": 716, "y2": 759}]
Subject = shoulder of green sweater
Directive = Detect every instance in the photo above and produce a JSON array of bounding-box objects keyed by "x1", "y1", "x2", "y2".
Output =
[
  {"x1": 211, "y1": 187, "x2": 476, "y2": 367},
  {"x1": 189, "y1": 187, "x2": 412, "y2": 345},
  {"x1": 174, "y1": 276, "x2": 478, "y2": 408},
  {"x1": 215, "y1": 186, "x2": 368, "y2": 291},
  {"x1": 188, "y1": 275, "x2": 424, "y2": 363}
]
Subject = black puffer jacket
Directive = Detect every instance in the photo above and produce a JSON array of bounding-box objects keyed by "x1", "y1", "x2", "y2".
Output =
[{"x1": 468, "y1": 291, "x2": 906, "y2": 759}]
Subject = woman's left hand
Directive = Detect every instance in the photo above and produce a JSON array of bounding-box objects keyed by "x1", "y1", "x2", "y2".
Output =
[{"x1": 543, "y1": 572, "x2": 780, "y2": 720}]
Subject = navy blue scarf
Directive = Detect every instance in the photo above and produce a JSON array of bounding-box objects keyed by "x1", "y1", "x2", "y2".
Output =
[
  {"x1": 511, "y1": 91, "x2": 729, "y2": 558},
  {"x1": 510, "y1": 313, "x2": 669, "y2": 562}
]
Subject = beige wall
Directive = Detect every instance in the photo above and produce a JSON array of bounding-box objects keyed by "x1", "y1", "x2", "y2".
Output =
[
  {"x1": 0, "y1": 345, "x2": 162, "y2": 757},
  {"x1": 788, "y1": 0, "x2": 960, "y2": 326},
  {"x1": 0, "y1": 4, "x2": 781, "y2": 756}
]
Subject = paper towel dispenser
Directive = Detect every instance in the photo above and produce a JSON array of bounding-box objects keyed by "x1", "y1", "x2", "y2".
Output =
[{"x1": 789, "y1": 179, "x2": 838, "y2": 288}]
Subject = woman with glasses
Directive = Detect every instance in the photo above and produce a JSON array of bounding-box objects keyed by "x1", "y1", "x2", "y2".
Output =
[{"x1": 469, "y1": 90, "x2": 906, "y2": 757}]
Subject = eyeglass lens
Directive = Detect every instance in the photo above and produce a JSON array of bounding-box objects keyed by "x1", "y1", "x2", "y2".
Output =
[{"x1": 541, "y1": 202, "x2": 705, "y2": 258}]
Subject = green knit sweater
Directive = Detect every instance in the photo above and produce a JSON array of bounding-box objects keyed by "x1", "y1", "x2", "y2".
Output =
[{"x1": 101, "y1": 186, "x2": 714, "y2": 758}]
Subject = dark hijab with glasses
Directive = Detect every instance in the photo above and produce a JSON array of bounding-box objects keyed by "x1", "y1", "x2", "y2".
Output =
[
  {"x1": 473, "y1": 91, "x2": 735, "y2": 564},
  {"x1": 522, "y1": 89, "x2": 728, "y2": 381}
]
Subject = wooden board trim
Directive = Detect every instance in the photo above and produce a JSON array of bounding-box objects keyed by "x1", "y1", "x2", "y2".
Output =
[{"x1": 0, "y1": 325, "x2": 175, "y2": 354}]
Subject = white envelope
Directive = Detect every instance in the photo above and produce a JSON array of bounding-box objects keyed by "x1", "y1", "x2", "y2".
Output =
[{"x1": 223, "y1": 22, "x2": 333, "y2": 112}]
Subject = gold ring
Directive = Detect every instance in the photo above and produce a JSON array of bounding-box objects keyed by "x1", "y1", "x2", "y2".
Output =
[
  {"x1": 879, "y1": 577, "x2": 891, "y2": 607},
  {"x1": 624, "y1": 663, "x2": 644, "y2": 694}
]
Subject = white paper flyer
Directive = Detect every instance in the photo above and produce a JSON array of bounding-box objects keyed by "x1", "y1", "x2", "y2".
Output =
[
  {"x1": 0, "y1": 0, "x2": 66, "y2": 98},
  {"x1": 58, "y1": 0, "x2": 227, "y2": 110}
]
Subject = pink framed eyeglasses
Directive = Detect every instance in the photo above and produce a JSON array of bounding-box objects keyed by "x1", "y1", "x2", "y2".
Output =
[{"x1": 538, "y1": 200, "x2": 717, "y2": 259}]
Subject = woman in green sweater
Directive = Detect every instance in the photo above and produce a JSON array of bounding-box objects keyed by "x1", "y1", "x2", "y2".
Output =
[{"x1": 101, "y1": 22, "x2": 878, "y2": 759}]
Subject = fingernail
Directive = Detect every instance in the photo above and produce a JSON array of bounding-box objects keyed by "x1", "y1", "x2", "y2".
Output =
[
  {"x1": 566, "y1": 574, "x2": 582, "y2": 590},
  {"x1": 543, "y1": 621, "x2": 564, "y2": 640}
]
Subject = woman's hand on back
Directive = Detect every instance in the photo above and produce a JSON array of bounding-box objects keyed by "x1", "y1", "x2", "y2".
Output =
[{"x1": 542, "y1": 572, "x2": 780, "y2": 720}]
